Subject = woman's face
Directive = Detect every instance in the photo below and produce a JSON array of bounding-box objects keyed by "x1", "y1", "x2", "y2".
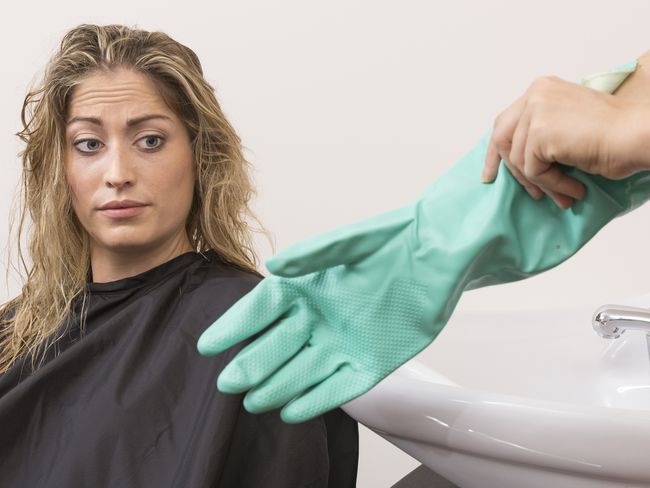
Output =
[{"x1": 64, "y1": 67, "x2": 195, "y2": 258}]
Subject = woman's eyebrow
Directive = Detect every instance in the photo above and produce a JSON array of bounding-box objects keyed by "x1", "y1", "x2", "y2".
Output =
[{"x1": 66, "y1": 113, "x2": 173, "y2": 127}]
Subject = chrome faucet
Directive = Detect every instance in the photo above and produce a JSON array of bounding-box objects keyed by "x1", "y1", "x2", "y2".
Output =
[{"x1": 592, "y1": 304, "x2": 650, "y2": 339}]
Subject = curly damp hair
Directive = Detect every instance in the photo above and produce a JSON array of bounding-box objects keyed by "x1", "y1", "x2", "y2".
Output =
[{"x1": 0, "y1": 23, "x2": 274, "y2": 375}]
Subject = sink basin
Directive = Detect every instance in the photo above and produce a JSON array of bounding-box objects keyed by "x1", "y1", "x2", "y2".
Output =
[{"x1": 341, "y1": 291, "x2": 650, "y2": 487}]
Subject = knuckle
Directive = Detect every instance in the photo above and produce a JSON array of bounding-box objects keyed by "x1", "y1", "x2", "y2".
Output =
[
  {"x1": 492, "y1": 131, "x2": 509, "y2": 149},
  {"x1": 522, "y1": 164, "x2": 536, "y2": 180},
  {"x1": 538, "y1": 74, "x2": 556, "y2": 84},
  {"x1": 509, "y1": 154, "x2": 522, "y2": 168},
  {"x1": 527, "y1": 119, "x2": 545, "y2": 138},
  {"x1": 528, "y1": 91, "x2": 546, "y2": 107},
  {"x1": 492, "y1": 113, "x2": 509, "y2": 135},
  {"x1": 530, "y1": 76, "x2": 549, "y2": 90},
  {"x1": 606, "y1": 164, "x2": 625, "y2": 180}
]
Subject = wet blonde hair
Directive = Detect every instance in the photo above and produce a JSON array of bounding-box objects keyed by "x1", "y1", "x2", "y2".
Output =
[{"x1": 0, "y1": 23, "x2": 274, "y2": 375}]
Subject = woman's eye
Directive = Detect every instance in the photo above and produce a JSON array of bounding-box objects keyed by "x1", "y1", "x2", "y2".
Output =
[
  {"x1": 74, "y1": 139, "x2": 103, "y2": 153},
  {"x1": 137, "y1": 135, "x2": 165, "y2": 150},
  {"x1": 73, "y1": 135, "x2": 165, "y2": 154}
]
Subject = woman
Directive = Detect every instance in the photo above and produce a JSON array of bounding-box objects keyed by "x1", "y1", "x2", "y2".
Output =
[{"x1": 0, "y1": 24, "x2": 359, "y2": 487}]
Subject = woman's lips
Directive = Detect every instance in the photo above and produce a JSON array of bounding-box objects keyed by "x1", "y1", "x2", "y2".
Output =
[{"x1": 99, "y1": 205, "x2": 148, "y2": 218}]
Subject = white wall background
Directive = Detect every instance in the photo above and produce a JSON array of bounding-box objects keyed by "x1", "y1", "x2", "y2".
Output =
[{"x1": 2, "y1": 1, "x2": 650, "y2": 486}]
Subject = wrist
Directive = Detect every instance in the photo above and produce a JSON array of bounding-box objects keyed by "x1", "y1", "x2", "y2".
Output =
[{"x1": 612, "y1": 101, "x2": 650, "y2": 176}]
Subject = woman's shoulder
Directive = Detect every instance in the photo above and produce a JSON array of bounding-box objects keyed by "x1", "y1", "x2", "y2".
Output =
[
  {"x1": 181, "y1": 250, "x2": 265, "y2": 318},
  {"x1": 195, "y1": 250, "x2": 264, "y2": 294},
  {"x1": 177, "y1": 253, "x2": 266, "y2": 361}
]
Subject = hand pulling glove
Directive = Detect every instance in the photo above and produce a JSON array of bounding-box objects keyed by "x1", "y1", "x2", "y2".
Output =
[{"x1": 197, "y1": 58, "x2": 650, "y2": 423}]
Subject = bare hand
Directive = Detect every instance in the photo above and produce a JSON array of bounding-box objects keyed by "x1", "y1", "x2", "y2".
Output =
[{"x1": 481, "y1": 75, "x2": 639, "y2": 209}]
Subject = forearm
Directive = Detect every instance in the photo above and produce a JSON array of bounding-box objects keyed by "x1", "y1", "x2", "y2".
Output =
[{"x1": 609, "y1": 50, "x2": 650, "y2": 173}]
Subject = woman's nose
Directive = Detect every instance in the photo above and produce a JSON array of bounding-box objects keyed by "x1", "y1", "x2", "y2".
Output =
[{"x1": 104, "y1": 143, "x2": 136, "y2": 188}]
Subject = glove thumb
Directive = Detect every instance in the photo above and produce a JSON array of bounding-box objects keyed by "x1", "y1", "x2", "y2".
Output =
[{"x1": 266, "y1": 203, "x2": 414, "y2": 277}]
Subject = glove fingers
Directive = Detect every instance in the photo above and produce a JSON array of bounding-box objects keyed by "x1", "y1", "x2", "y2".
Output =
[
  {"x1": 216, "y1": 309, "x2": 313, "y2": 393},
  {"x1": 280, "y1": 365, "x2": 375, "y2": 424},
  {"x1": 265, "y1": 204, "x2": 414, "y2": 277},
  {"x1": 197, "y1": 276, "x2": 294, "y2": 356},
  {"x1": 243, "y1": 344, "x2": 340, "y2": 413}
]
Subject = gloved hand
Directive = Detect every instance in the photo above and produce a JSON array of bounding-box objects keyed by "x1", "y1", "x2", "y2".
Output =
[{"x1": 197, "y1": 58, "x2": 650, "y2": 424}]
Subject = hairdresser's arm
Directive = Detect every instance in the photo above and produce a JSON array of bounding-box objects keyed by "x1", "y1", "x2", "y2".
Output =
[
  {"x1": 482, "y1": 49, "x2": 650, "y2": 209},
  {"x1": 609, "y1": 49, "x2": 650, "y2": 173}
]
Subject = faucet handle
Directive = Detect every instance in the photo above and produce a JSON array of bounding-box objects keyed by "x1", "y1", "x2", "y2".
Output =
[{"x1": 592, "y1": 304, "x2": 650, "y2": 339}]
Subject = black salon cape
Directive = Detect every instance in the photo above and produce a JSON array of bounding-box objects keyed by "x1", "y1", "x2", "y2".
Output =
[{"x1": 0, "y1": 250, "x2": 359, "y2": 487}]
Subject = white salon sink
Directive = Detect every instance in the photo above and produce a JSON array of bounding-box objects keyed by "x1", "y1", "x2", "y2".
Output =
[{"x1": 342, "y1": 291, "x2": 650, "y2": 488}]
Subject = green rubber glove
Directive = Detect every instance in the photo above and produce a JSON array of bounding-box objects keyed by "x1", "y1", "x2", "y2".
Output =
[{"x1": 197, "y1": 58, "x2": 650, "y2": 424}]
